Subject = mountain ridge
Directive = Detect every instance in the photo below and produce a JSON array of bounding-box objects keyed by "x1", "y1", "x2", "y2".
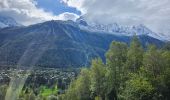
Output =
[{"x1": 76, "y1": 17, "x2": 170, "y2": 41}]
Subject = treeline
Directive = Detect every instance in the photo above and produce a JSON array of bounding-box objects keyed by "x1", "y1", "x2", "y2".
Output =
[{"x1": 60, "y1": 36, "x2": 170, "y2": 100}]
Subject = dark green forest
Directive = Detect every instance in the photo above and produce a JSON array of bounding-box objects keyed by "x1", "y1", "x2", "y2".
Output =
[{"x1": 60, "y1": 36, "x2": 170, "y2": 100}]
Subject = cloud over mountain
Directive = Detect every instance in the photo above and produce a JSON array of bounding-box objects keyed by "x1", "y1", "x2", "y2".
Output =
[
  {"x1": 0, "y1": 0, "x2": 79, "y2": 25},
  {"x1": 0, "y1": 0, "x2": 170, "y2": 38},
  {"x1": 62, "y1": 0, "x2": 170, "y2": 37}
]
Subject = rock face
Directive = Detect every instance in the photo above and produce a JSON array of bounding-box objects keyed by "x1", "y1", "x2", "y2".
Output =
[{"x1": 0, "y1": 20, "x2": 164, "y2": 68}]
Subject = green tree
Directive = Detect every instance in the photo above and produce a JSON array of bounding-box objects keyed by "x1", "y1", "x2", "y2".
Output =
[
  {"x1": 106, "y1": 41, "x2": 128, "y2": 99},
  {"x1": 163, "y1": 42, "x2": 170, "y2": 51},
  {"x1": 63, "y1": 68, "x2": 91, "y2": 100},
  {"x1": 162, "y1": 50, "x2": 170, "y2": 99},
  {"x1": 143, "y1": 45, "x2": 165, "y2": 79},
  {"x1": 63, "y1": 81, "x2": 78, "y2": 100},
  {"x1": 142, "y1": 45, "x2": 167, "y2": 100},
  {"x1": 90, "y1": 58, "x2": 107, "y2": 100},
  {"x1": 58, "y1": 39, "x2": 170, "y2": 100},
  {"x1": 121, "y1": 73, "x2": 154, "y2": 100},
  {"x1": 75, "y1": 68, "x2": 91, "y2": 100},
  {"x1": 126, "y1": 35, "x2": 144, "y2": 72},
  {"x1": 162, "y1": 50, "x2": 170, "y2": 68},
  {"x1": 162, "y1": 67, "x2": 170, "y2": 99}
]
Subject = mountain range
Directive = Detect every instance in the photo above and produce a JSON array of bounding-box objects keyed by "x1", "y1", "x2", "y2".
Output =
[
  {"x1": 0, "y1": 16, "x2": 167, "y2": 68},
  {"x1": 76, "y1": 17, "x2": 170, "y2": 41}
]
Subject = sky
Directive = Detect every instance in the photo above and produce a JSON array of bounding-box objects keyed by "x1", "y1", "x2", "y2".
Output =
[
  {"x1": 36, "y1": 0, "x2": 81, "y2": 15},
  {"x1": 0, "y1": 0, "x2": 170, "y2": 37}
]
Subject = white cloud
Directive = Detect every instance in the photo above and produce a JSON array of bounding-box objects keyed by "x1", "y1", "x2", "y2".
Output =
[
  {"x1": 62, "y1": 0, "x2": 170, "y2": 36},
  {"x1": 0, "y1": 0, "x2": 79, "y2": 25},
  {"x1": 61, "y1": 0, "x2": 85, "y2": 13},
  {"x1": 0, "y1": 0, "x2": 170, "y2": 37},
  {"x1": 56, "y1": 12, "x2": 79, "y2": 21}
]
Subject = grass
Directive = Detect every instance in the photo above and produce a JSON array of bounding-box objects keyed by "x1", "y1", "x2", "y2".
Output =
[{"x1": 40, "y1": 86, "x2": 58, "y2": 97}]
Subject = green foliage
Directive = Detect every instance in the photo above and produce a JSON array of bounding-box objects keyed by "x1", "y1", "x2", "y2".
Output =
[
  {"x1": 40, "y1": 86, "x2": 58, "y2": 97},
  {"x1": 126, "y1": 35, "x2": 144, "y2": 72},
  {"x1": 90, "y1": 58, "x2": 107, "y2": 99},
  {"x1": 105, "y1": 41, "x2": 128, "y2": 100},
  {"x1": 162, "y1": 51, "x2": 170, "y2": 85},
  {"x1": 3, "y1": 35, "x2": 169, "y2": 100},
  {"x1": 63, "y1": 68, "x2": 91, "y2": 100},
  {"x1": 61, "y1": 37, "x2": 170, "y2": 100},
  {"x1": 162, "y1": 51, "x2": 170, "y2": 68},
  {"x1": 76, "y1": 69, "x2": 91, "y2": 100},
  {"x1": 143, "y1": 45, "x2": 165, "y2": 78},
  {"x1": 95, "y1": 96, "x2": 102, "y2": 100},
  {"x1": 121, "y1": 73, "x2": 154, "y2": 100},
  {"x1": 19, "y1": 89, "x2": 36, "y2": 100},
  {"x1": 142, "y1": 44, "x2": 166, "y2": 98},
  {"x1": 163, "y1": 42, "x2": 170, "y2": 50},
  {"x1": 106, "y1": 42, "x2": 127, "y2": 87}
]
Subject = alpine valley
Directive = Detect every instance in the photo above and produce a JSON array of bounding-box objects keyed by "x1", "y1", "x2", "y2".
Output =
[{"x1": 0, "y1": 16, "x2": 167, "y2": 68}]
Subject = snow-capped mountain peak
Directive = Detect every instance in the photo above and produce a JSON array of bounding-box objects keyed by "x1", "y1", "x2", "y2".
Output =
[{"x1": 76, "y1": 17, "x2": 169, "y2": 41}]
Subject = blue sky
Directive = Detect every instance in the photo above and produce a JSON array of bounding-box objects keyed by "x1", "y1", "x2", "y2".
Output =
[{"x1": 35, "y1": 0, "x2": 81, "y2": 16}]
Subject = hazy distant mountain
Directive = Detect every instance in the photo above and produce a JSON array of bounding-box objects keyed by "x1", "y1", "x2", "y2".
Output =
[
  {"x1": 0, "y1": 20, "x2": 165, "y2": 68},
  {"x1": 0, "y1": 16, "x2": 21, "y2": 28}
]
